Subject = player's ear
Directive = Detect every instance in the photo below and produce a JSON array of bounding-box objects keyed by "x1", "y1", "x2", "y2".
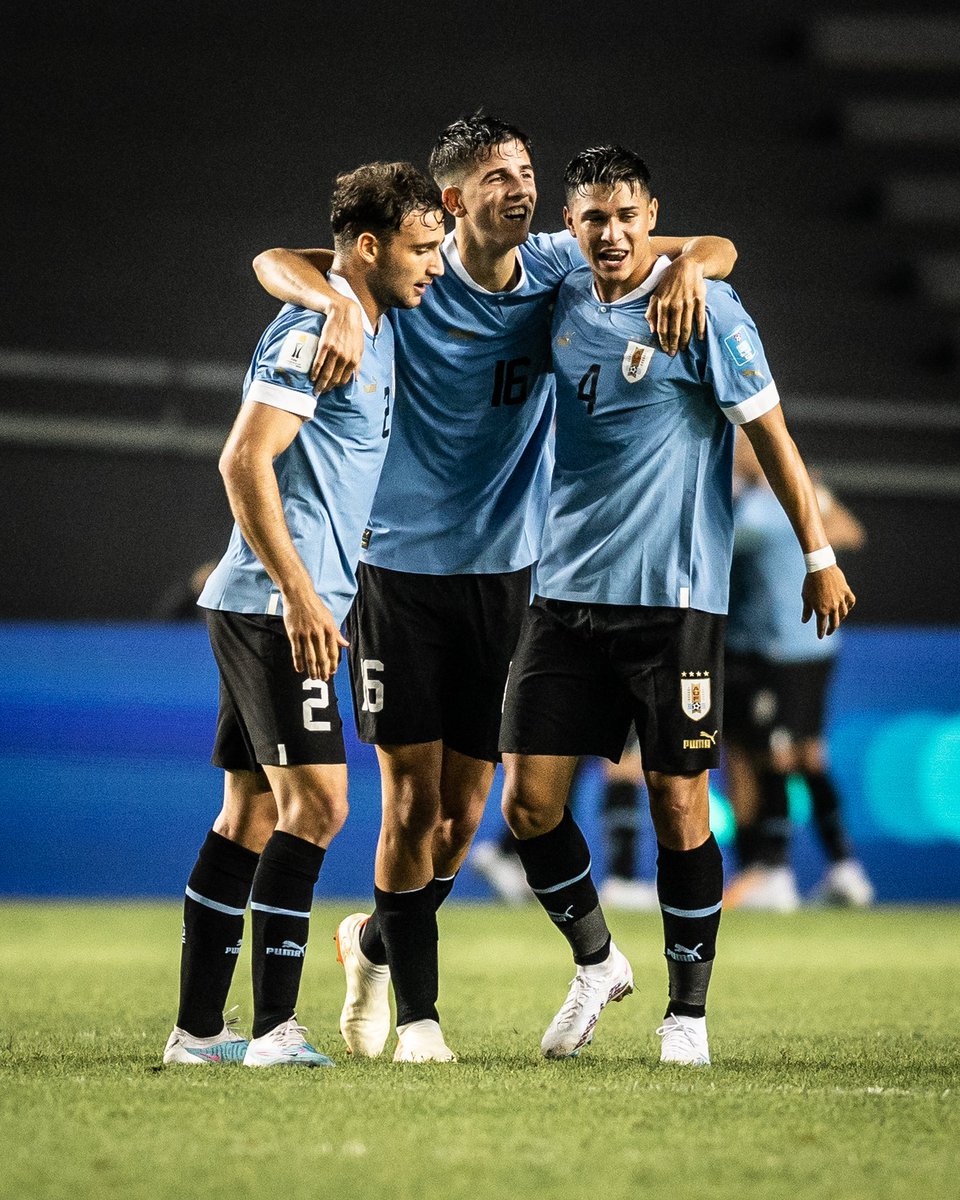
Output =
[
  {"x1": 648, "y1": 197, "x2": 658, "y2": 232},
  {"x1": 442, "y1": 185, "x2": 466, "y2": 219},
  {"x1": 563, "y1": 206, "x2": 576, "y2": 237},
  {"x1": 355, "y1": 231, "x2": 379, "y2": 264}
]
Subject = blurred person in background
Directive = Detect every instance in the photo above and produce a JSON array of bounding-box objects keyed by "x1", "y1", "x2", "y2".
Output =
[
  {"x1": 723, "y1": 430, "x2": 873, "y2": 910},
  {"x1": 151, "y1": 560, "x2": 218, "y2": 621}
]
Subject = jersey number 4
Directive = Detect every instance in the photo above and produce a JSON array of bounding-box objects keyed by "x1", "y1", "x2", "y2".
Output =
[
  {"x1": 491, "y1": 357, "x2": 530, "y2": 407},
  {"x1": 578, "y1": 364, "x2": 601, "y2": 414}
]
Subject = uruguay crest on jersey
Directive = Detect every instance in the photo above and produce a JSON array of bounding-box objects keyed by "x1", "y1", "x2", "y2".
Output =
[
  {"x1": 680, "y1": 672, "x2": 712, "y2": 720},
  {"x1": 622, "y1": 339, "x2": 655, "y2": 383}
]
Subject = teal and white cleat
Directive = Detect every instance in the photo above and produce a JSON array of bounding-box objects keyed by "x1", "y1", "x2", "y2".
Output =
[
  {"x1": 242, "y1": 1017, "x2": 335, "y2": 1068},
  {"x1": 163, "y1": 1016, "x2": 249, "y2": 1065},
  {"x1": 657, "y1": 1013, "x2": 711, "y2": 1066},
  {"x1": 540, "y1": 942, "x2": 634, "y2": 1059}
]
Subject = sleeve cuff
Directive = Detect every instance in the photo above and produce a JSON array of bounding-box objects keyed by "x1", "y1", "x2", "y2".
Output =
[
  {"x1": 724, "y1": 380, "x2": 781, "y2": 426},
  {"x1": 245, "y1": 378, "x2": 316, "y2": 420}
]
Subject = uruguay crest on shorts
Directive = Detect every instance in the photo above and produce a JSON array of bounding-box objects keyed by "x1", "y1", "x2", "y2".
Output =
[
  {"x1": 622, "y1": 340, "x2": 654, "y2": 383},
  {"x1": 680, "y1": 672, "x2": 712, "y2": 720}
]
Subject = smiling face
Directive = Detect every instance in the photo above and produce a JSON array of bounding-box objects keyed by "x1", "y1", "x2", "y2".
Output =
[
  {"x1": 564, "y1": 181, "x2": 659, "y2": 300},
  {"x1": 444, "y1": 140, "x2": 537, "y2": 252},
  {"x1": 370, "y1": 206, "x2": 446, "y2": 310}
]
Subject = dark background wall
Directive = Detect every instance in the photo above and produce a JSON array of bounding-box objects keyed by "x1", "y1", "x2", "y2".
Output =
[{"x1": 3, "y1": 0, "x2": 958, "y2": 622}]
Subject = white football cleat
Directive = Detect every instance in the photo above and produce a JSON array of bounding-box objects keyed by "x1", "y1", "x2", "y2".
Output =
[
  {"x1": 540, "y1": 943, "x2": 634, "y2": 1059},
  {"x1": 727, "y1": 865, "x2": 800, "y2": 913},
  {"x1": 162, "y1": 1015, "x2": 248, "y2": 1065},
  {"x1": 393, "y1": 1019, "x2": 457, "y2": 1063},
  {"x1": 813, "y1": 859, "x2": 875, "y2": 907},
  {"x1": 335, "y1": 913, "x2": 391, "y2": 1057},
  {"x1": 470, "y1": 840, "x2": 532, "y2": 904},
  {"x1": 599, "y1": 875, "x2": 660, "y2": 911},
  {"x1": 657, "y1": 1013, "x2": 710, "y2": 1066},
  {"x1": 242, "y1": 1016, "x2": 334, "y2": 1067}
]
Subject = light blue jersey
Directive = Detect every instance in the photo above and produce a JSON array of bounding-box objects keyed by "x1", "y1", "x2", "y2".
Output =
[
  {"x1": 537, "y1": 258, "x2": 781, "y2": 613},
  {"x1": 727, "y1": 484, "x2": 837, "y2": 662},
  {"x1": 199, "y1": 274, "x2": 395, "y2": 626},
  {"x1": 361, "y1": 230, "x2": 583, "y2": 575}
]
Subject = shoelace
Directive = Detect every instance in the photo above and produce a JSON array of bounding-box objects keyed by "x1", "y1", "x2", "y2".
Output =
[
  {"x1": 223, "y1": 1005, "x2": 245, "y2": 1040},
  {"x1": 656, "y1": 1018, "x2": 699, "y2": 1049},
  {"x1": 275, "y1": 1019, "x2": 311, "y2": 1049},
  {"x1": 555, "y1": 972, "x2": 607, "y2": 1028}
]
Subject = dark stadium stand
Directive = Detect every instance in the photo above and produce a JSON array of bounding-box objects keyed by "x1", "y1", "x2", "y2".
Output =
[{"x1": 3, "y1": 0, "x2": 958, "y2": 621}]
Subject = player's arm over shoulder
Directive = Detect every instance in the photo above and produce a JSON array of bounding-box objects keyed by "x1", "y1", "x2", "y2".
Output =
[{"x1": 252, "y1": 246, "x2": 363, "y2": 393}]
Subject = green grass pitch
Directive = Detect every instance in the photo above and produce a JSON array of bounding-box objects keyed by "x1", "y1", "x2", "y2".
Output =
[{"x1": 1, "y1": 902, "x2": 957, "y2": 1200}]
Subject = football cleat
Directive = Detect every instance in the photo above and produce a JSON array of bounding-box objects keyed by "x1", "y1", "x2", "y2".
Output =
[
  {"x1": 725, "y1": 865, "x2": 800, "y2": 912},
  {"x1": 335, "y1": 912, "x2": 391, "y2": 1057},
  {"x1": 540, "y1": 943, "x2": 634, "y2": 1059},
  {"x1": 393, "y1": 1019, "x2": 457, "y2": 1063},
  {"x1": 162, "y1": 1013, "x2": 248, "y2": 1065},
  {"x1": 813, "y1": 858, "x2": 875, "y2": 908},
  {"x1": 657, "y1": 1013, "x2": 710, "y2": 1066},
  {"x1": 242, "y1": 1016, "x2": 334, "y2": 1067}
]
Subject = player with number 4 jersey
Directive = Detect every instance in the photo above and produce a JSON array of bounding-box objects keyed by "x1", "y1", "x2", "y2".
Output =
[{"x1": 500, "y1": 145, "x2": 856, "y2": 1068}]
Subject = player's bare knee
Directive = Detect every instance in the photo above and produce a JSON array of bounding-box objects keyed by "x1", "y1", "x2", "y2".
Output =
[
  {"x1": 501, "y1": 786, "x2": 556, "y2": 840},
  {"x1": 387, "y1": 784, "x2": 442, "y2": 846}
]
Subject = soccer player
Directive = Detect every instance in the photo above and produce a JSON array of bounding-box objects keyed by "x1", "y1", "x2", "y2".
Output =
[
  {"x1": 253, "y1": 114, "x2": 737, "y2": 1063},
  {"x1": 162, "y1": 162, "x2": 444, "y2": 1067},
  {"x1": 498, "y1": 145, "x2": 856, "y2": 1066},
  {"x1": 723, "y1": 431, "x2": 873, "y2": 910}
]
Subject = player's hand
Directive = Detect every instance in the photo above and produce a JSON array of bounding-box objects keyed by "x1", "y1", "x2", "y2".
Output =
[
  {"x1": 801, "y1": 564, "x2": 856, "y2": 639},
  {"x1": 282, "y1": 590, "x2": 349, "y2": 680},
  {"x1": 312, "y1": 296, "x2": 364, "y2": 394},
  {"x1": 645, "y1": 257, "x2": 707, "y2": 356}
]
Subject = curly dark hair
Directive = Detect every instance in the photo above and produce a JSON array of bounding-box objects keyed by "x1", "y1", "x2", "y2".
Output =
[
  {"x1": 330, "y1": 161, "x2": 443, "y2": 251},
  {"x1": 563, "y1": 145, "x2": 652, "y2": 203},
  {"x1": 428, "y1": 111, "x2": 532, "y2": 186}
]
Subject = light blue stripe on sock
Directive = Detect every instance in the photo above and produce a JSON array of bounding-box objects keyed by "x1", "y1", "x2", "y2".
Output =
[
  {"x1": 660, "y1": 900, "x2": 723, "y2": 918},
  {"x1": 250, "y1": 901, "x2": 311, "y2": 918},
  {"x1": 530, "y1": 861, "x2": 592, "y2": 895},
  {"x1": 185, "y1": 886, "x2": 245, "y2": 917}
]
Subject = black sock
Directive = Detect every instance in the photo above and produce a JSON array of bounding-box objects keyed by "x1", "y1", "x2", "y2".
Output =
[
  {"x1": 177, "y1": 829, "x2": 259, "y2": 1037},
  {"x1": 756, "y1": 771, "x2": 791, "y2": 867},
  {"x1": 360, "y1": 872, "x2": 458, "y2": 967},
  {"x1": 603, "y1": 780, "x2": 638, "y2": 879},
  {"x1": 250, "y1": 831, "x2": 325, "y2": 1039},
  {"x1": 735, "y1": 821, "x2": 763, "y2": 870},
  {"x1": 375, "y1": 883, "x2": 439, "y2": 1027},
  {"x1": 512, "y1": 807, "x2": 611, "y2": 966},
  {"x1": 497, "y1": 825, "x2": 516, "y2": 855},
  {"x1": 804, "y1": 770, "x2": 851, "y2": 863},
  {"x1": 657, "y1": 834, "x2": 723, "y2": 1019}
]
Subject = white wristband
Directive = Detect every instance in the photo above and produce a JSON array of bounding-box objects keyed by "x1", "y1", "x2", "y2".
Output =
[{"x1": 804, "y1": 546, "x2": 836, "y2": 573}]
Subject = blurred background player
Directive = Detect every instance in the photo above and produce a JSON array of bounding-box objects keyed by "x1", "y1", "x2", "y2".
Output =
[
  {"x1": 162, "y1": 162, "x2": 444, "y2": 1068},
  {"x1": 253, "y1": 113, "x2": 735, "y2": 1062},
  {"x1": 724, "y1": 430, "x2": 874, "y2": 910},
  {"x1": 471, "y1": 734, "x2": 659, "y2": 911}
]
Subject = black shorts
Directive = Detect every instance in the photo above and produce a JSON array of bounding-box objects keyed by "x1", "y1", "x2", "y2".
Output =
[
  {"x1": 500, "y1": 597, "x2": 726, "y2": 773},
  {"x1": 345, "y1": 562, "x2": 531, "y2": 762},
  {"x1": 724, "y1": 650, "x2": 833, "y2": 750},
  {"x1": 207, "y1": 610, "x2": 345, "y2": 770}
]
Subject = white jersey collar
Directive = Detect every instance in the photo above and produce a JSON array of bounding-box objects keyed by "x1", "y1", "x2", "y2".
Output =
[
  {"x1": 327, "y1": 270, "x2": 378, "y2": 336},
  {"x1": 591, "y1": 254, "x2": 673, "y2": 306},
  {"x1": 443, "y1": 230, "x2": 527, "y2": 295}
]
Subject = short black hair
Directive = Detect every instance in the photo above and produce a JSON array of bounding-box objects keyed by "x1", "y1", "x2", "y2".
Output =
[
  {"x1": 428, "y1": 111, "x2": 532, "y2": 186},
  {"x1": 330, "y1": 161, "x2": 442, "y2": 251},
  {"x1": 563, "y1": 145, "x2": 652, "y2": 203}
]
